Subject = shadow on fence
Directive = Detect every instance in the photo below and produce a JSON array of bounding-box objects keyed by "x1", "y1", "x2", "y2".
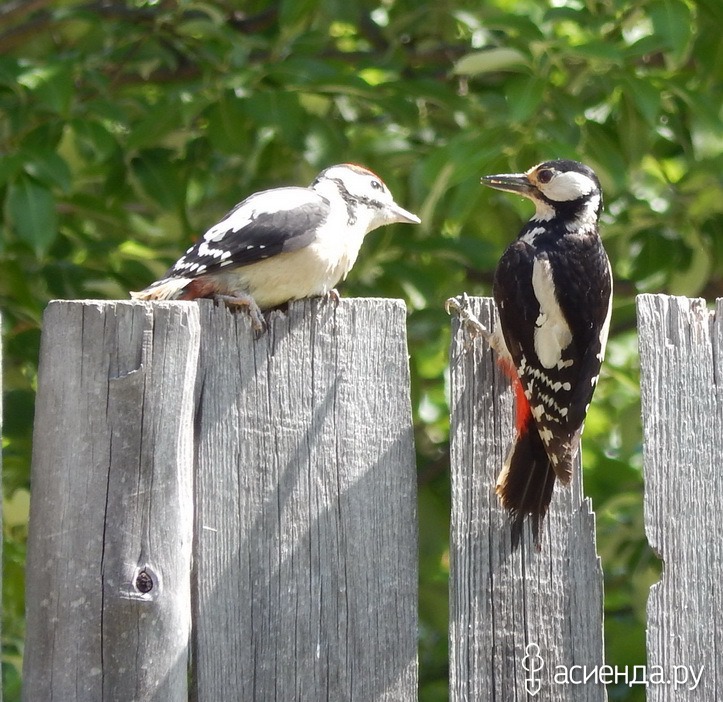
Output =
[{"x1": 17, "y1": 295, "x2": 722, "y2": 700}]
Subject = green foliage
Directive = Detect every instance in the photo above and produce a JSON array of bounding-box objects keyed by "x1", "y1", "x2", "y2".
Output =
[{"x1": 1, "y1": 0, "x2": 722, "y2": 699}]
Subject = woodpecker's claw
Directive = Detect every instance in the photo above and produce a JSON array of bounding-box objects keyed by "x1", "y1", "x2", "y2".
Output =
[
  {"x1": 325, "y1": 288, "x2": 341, "y2": 306},
  {"x1": 214, "y1": 293, "x2": 267, "y2": 332},
  {"x1": 445, "y1": 293, "x2": 492, "y2": 344}
]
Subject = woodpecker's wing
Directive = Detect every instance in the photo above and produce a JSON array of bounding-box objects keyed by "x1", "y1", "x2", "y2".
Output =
[
  {"x1": 493, "y1": 236, "x2": 611, "y2": 477},
  {"x1": 549, "y1": 237, "x2": 612, "y2": 430},
  {"x1": 164, "y1": 187, "x2": 330, "y2": 280}
]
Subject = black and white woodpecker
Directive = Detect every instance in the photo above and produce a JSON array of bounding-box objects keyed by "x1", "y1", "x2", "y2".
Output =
[
  {"x1": 131, "y1": 164, "x2": 420, "y2": 327},
  {"x1": 449, "y1": 159, "x2": 612, "y2": 545}
]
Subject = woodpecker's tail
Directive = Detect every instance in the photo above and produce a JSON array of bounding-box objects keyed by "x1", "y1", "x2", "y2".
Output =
[
  {"x1": 130, "y1": 277, "x2": 192, "y2": 301},
  {"x1": 496, "y1": 427, "x2": 557, "y2": 548}
]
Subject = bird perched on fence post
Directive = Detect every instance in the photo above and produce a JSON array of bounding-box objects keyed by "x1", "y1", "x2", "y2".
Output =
[
  {"x1": 131, "y1": 163, "x2": 420, "y2": 329},
  {"x1": 447, "y1": 159, "x2": 612, "y2": 547}
]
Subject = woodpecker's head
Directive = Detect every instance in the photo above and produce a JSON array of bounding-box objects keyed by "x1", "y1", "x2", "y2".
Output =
[
  {"x1": 312, "y1": 163, "x2": 420, "y2": 231},
  {"x1": 482, "y1": 159, "x2": 602, "y2": 227}
]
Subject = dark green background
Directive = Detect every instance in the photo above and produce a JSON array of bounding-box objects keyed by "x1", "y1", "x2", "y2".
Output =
[{"x1": 2, "y1": 1, "x2": 722, "y2": 700}]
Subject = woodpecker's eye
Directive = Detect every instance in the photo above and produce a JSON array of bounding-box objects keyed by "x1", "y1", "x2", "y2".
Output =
[
  {"x1": 537, "y1": 169, "x2": 554, "y2": 184},
  {"x1": 370, "y1": 179, "x2": 383, "y2": 190}
]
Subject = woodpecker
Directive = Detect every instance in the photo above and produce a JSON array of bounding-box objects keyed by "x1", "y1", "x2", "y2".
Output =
[
  {"x1": 131, "y1": 164, "x2": 420, "y2": 328},
  {"x1": 449, "y1": 159, "x2": 612, "y2": 546}
]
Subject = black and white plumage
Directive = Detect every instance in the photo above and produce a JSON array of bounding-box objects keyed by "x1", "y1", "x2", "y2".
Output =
[
  {"x1": 482, "y1": 159, "x2": 612, "y2": 545},
  {"x1": 131, "y1": 164, "x2": 420, "y2": 327}
]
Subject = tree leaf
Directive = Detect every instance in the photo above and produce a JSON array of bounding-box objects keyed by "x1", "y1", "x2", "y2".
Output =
[
  {"x1": 621, "y1": 76, "x2": 662, "y2": 126},
  {"x1": 280, "y1": 0, "x2": 318, "y2": 33},
  {"x1": 130, "y1": 149, "x2": 186, "y2": 212},
  {"x1": 505, "y1": 76, "x2": 545, "y2": 122},
  {"x1": 69, "y1": 118, "x2": 118, "y2": 163},
  {"x1": 205, "y1": 93, "x2": 251, "y2": 153},
  {"x1": 6, "y1": 176, "x2": 58, "y2": 255},
  {"x1": 24, "y1": 149, "x2": 73, "y2": 192},
  {"x1": 17, "y1": 63, "x2": 74, "y2": 115},
  {"x1": 452, "y1": 48, "x2": 527, "y2": 75},
  {"x1": 649, "y1": 0, "x2": 694, "y2": 68},
  {"x1": 240, "y1": 91, "x2": 307, "y2": 148}
]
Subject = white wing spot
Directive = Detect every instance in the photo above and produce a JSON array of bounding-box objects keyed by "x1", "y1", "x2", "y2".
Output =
[
  {"x1": 531, "y1": 257, "x2": 572, "y2": 369},
  {"x1": 534, "y1": 391, "x2": 570, "y2": 420},
  {"x1": 539, "y1": 426, "x2": 554, "y2": 444},
  {"x1": 197, "y1": 241, "x2": 226, "y2": 258}
]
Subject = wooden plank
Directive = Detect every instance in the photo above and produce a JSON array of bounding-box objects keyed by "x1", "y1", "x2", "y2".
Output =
[
  {"x1": 448, "y1": 297, "x2": 606, "y2": 701},
  {"x1": 192, "y1": 298, "x2": 418, "y2": 702},
  {"x1": 637, "y1": 294, "x2": 722, "y2": 700},
  {"x1": 24, "y1": 301, "x2": 199, "y2": 701}
]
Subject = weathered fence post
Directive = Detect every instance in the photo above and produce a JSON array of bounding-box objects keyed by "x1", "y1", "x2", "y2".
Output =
[
  {"x1": 637, "y1": 294, "x2": 722, "y2": 700},
  {"x1": 24, "y1": 301, "x2": 199, "y2": 701},
  {"x1": 23, "y1": 298, "x2": 418, "y2": 701},
  {"x1": 448, "y1": 297, "x2": 606, "y2": 701},
  {"x1": 191, "y1": 298, "x2": 418, "y2": 701}
]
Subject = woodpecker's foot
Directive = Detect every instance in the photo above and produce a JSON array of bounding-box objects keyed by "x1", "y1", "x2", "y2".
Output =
[
  {"x1": 319, "y1": 288, "x2": 341, "y2": 307},
  {"x1": 214, "y1": 293, "x2": 267, "y2": 332},
  {"x1": 445, "y1": 293, "x2": 492, "y2": 344}
]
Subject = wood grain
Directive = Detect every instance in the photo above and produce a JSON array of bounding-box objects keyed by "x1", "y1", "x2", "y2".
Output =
[
  {"x1": 637, "y1": 294, "x2": 722, "y2": 700},
  {"x1": 24, "y1": 300, "x2": 199, "y2": 701},
  {"x1": 191, "y1": 297, "x2": 418, "y2": 701},
  {"x1": 448, "y1": 296, "x2": 606, "y2": 701}
]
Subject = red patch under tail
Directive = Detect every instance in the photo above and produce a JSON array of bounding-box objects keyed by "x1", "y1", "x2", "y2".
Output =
[
  {"x1": 178, "y1": 277, "x2": 218, "y2": 300},
  {"x1": 497, "y1": 357, "x2": 531, "y2": 436},
  {"x1": 495, "y1": 356, "x2": 555, "y2": 549}
]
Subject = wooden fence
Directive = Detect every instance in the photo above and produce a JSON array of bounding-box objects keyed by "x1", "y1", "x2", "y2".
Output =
[
  {"x1": 637, "y1": 294, "x2": 722, "y2": 702},
  {"x1": 18, "y1": 295, "x2": 722, "y2": 700}
]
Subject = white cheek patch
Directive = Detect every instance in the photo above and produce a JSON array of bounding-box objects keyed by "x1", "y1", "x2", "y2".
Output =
[
  {"x1": 531, "y1": 257, "x2": 572, "y2": 369},
  {"x1": 324, "y1": 166, "x2": 377, "y2": 201},
  {"x1": 542, "y1": 171, "x2": 596, "y2": 202}
]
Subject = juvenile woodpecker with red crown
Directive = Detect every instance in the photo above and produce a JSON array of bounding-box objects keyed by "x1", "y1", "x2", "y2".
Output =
[
  {"x1": 132, "y1": 164, "x2": 420, "y2": 328},
  {"x1": 448, "y1": 159, "x2": 612, "y2": 545}
]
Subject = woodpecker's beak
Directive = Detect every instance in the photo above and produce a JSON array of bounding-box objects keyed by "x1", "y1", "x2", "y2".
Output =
[
  {"x1": 387, "y1": 203, "x2": 421, "y2": 225},
  {"x1": 481, "y1": 172, "x2": 536, "y2": 198}
]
